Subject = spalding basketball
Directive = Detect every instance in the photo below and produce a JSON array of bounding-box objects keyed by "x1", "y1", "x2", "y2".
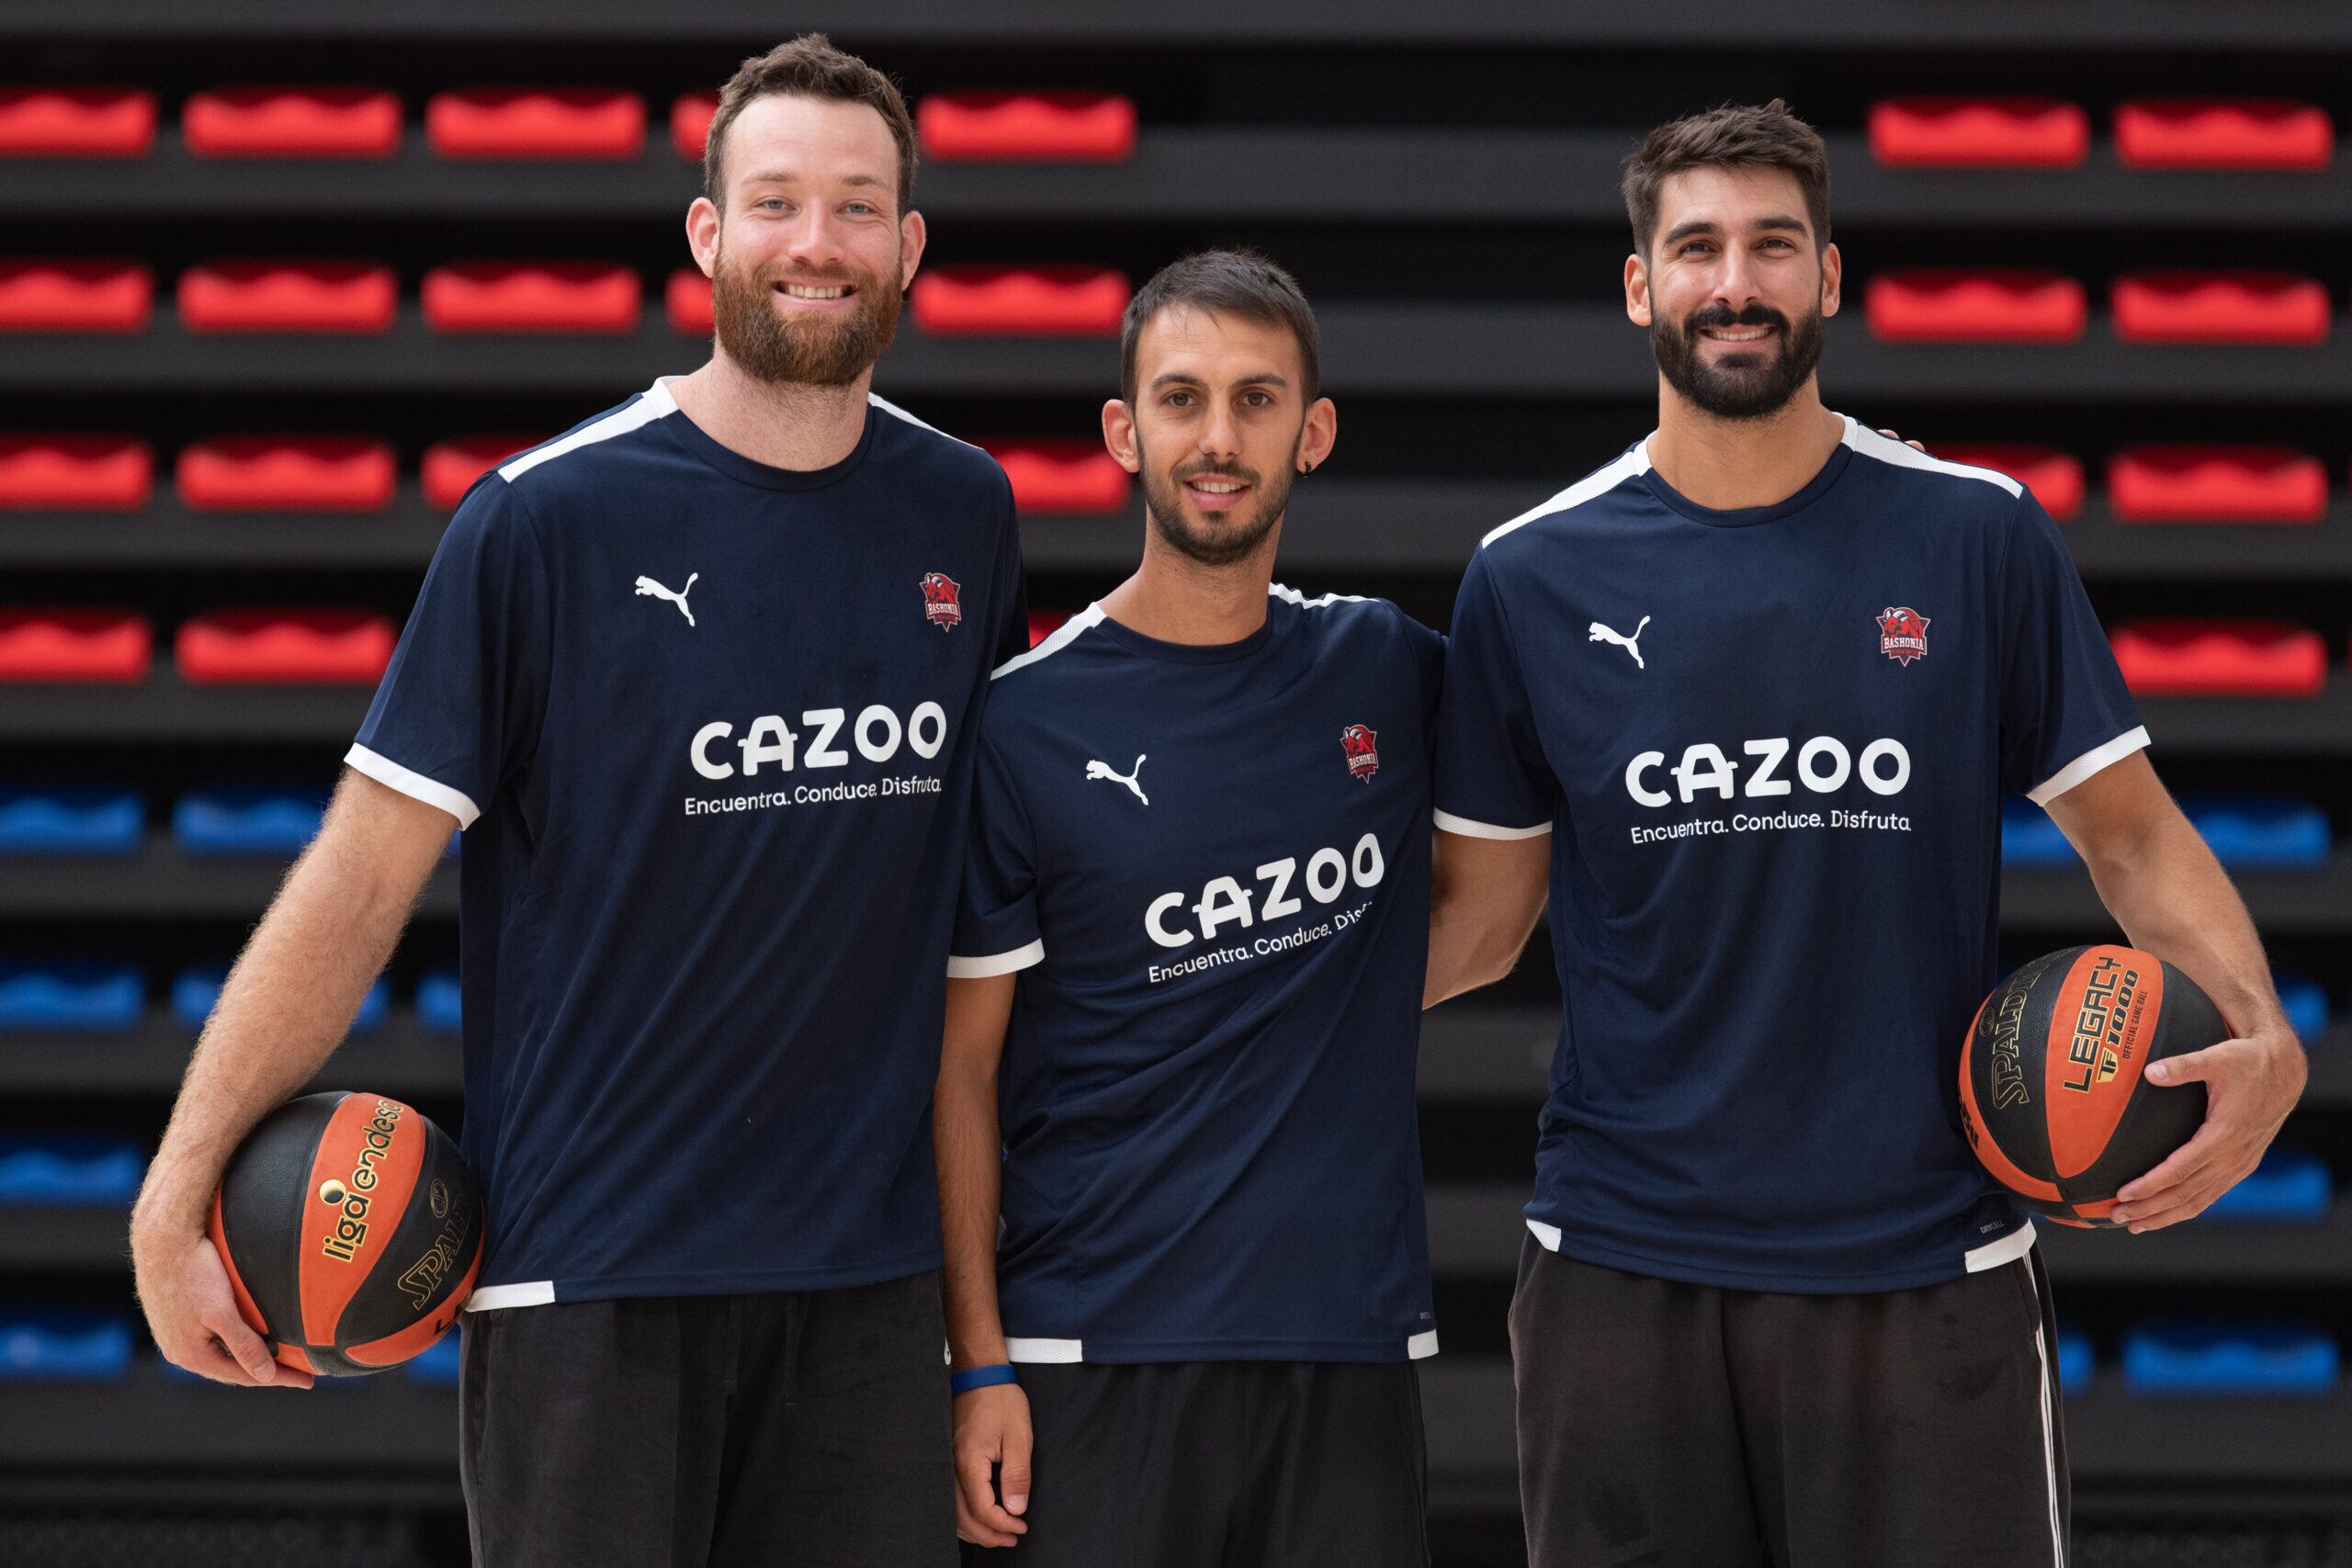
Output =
[
  {"x1": 1959, "y1": 944, "x2": 2217, "y2": 1228},
  {"x1": 208, "y1": 1091, "x2": 482, "y2": 1376}
]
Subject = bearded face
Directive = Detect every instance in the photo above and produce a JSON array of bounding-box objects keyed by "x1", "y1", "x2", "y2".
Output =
[
  {"x1": 709, "y1": 236, "x2": 904, "y2": 388},
  {"x1": 1651, "y1": 295, "x2": 1825, "y2": 422}
]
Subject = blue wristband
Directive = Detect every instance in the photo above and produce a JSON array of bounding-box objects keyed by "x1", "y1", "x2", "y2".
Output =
[{"x1": 951, "y1": 1363, "x2": 1018, "y2": 1394}]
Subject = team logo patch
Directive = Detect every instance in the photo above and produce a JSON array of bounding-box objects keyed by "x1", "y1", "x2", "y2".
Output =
[
  {"x1": 1876, "y1": 606, "x2": 1930, "y2": 665},
  {"x1": 1341, "y1": 724, "x2": 1380, "y2": 782},
  {"x1": 920, "y1": 571, "x2": 962, "y2": 631}
]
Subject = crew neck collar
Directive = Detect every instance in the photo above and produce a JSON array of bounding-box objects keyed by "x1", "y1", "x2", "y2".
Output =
[
  {"x1": 1639, "y1": 413, "x2": 1859, "y2": 529},
  {"x1": 1091, "y1": 593, "x2": 1291, "y2": 665},
  {"x1": 651, "y1": 377, "x2": 880, "y2": 492}
]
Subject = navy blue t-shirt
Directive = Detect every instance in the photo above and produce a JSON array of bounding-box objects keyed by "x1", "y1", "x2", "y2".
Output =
[
  {"x1": 348, "y1": 378, "x2": 1027, "y2": 1306},
  {"x1": 1434, "y1": 417, "x2": 2147, "y2": 1292},
  {"x1": 951, "y1": 587, "x2": 1444, "y2": 1362}
]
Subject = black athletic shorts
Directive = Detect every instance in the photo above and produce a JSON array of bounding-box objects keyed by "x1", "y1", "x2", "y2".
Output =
[
  {"x1": 460, "y1": 1269, "x2": 956, "y2": 1568},
  {"x1": 1511, "y1": 1235, "x2": 2071, "y2": 1568},
  {"x1": 964, "y1": 1359, "x2": 1430, "y2": 1568}
]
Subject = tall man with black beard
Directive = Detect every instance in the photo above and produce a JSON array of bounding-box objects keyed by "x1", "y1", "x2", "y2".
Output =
[
  {"x1": 130, "y1": 35, "x2": 1024, "y2": 1567},
  {"x1": 1425, "y1": 102, "x2": 2302, "y2": 1566}
]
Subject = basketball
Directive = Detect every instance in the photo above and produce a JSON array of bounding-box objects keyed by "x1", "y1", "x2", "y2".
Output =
[
  {"x1": 207, "y1": 1091, "x2": 483, "y2": 1376},
  {"x1": 1958, "y1": 944, "x2": 2220, "y2": 1228}
]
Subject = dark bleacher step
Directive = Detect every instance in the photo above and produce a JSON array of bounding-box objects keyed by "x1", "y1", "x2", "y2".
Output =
[
  {"x1": 0, "y1": 835, "x2": 458, "y2": 919},
  {"x1": 9, "y1": 309, "x2": 2352, "y2": 405},
  {"x1": 5, "y1": 0, "x2": 2350, "y2": 49},
  {"x1": 6, "y1": 493, "x2": 2352, "y2": 588},
  {"x1": 8, "y1": 130, "x2": 2352, "y2": 231},
  {"x1": 0, "y1": 1013, "x2": 460, "y2": 1100}
]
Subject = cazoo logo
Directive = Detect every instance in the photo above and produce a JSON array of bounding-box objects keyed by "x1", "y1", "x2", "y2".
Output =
[
  {"x1": 1147, "y1": 833, "x2": 1385, "y2": 951},
  {"x1": 1623, "y1": 735, "x2": 1912, "y2": 808},
  {"x1": 691, "y1": 702, "x2": 949, "y2": 779}
]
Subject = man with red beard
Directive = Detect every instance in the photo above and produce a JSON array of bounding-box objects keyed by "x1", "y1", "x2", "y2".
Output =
[{"x1": 130, "y1": 35, "x2": 1024, "y2": 1567}]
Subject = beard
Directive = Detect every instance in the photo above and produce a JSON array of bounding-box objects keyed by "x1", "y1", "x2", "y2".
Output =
[
  {"x1": 709, "y1": 241, "x2": 903, "y2": 388},
  {"x1": 1652, "y1": 296, "x2": 1825, "y2": 421},
  {"x1": 1136, "y1": 426, "x2": 1301, "y2": 569}
]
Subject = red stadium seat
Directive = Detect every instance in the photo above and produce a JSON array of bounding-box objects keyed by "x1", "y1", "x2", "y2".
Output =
[
  {"x1": 176, "y1": 261, "x2": 397, "y2": 333},
  {"x1": 2108, "y1": 446, "x2": 2327, "y2": 524},
  {"x1": 1866, "y1": 98, "x2": 2088, "y2": 169},
  {"x1": 1028, "y1": 610, "x2": 1070, "y2": 649},
  {"x1": 665, "y1": 268, "x2": 714, "y2": 336},
  {"x1": 426, "y1": 88, "x2": 644, "y2": 159},
  {"x1": 0, "y1": 436, "x2": 152, "y2": 510},
  {"x1": 2115, "y1": 100, "x2": 2333, "y2": 172},
  {"x1": 0, "y1": 87, "x2": 154, "y2": 157},
  {"x1": 671, "y1": 93, "x2": 717, "y2": 160},
  {"x1": 2111, "y1": 272, "x2": 2330, "y2": 344},
  {"x1": 176, "y1": 436, "x2": 397, "y2": 512},
  {"x1": 917, "y1": 92, "x2": 1138, "y2": 162},
  {"x1": 1931, "y1": 446, "x2": 2085, "y2": 522},
  {"x1": 422, "y1": 262, "x2": 640, "y2": 333},
  {"x1": 2110, "y1": 620, "x2": 2326, "y2": 697},
  {"x1": 176, "y1": 610, "x2": 397, "y2": 684},
  {"x1": 183, "y1": 87, "x2": 402, "y2": 159},
  {"x1": 422, "y1": 436, "x2": 541, "y2": 510},
  {"x1": 1864, "y1": 271, "x2": 2086, "y2": 344},
  {"x1": 911, "y1": 265, "x2": 1130, "y2": 335},
  {"x1": 0, "y1": 261, "x2": 151, "y2": 332},
  {"x1": 0, "y1": 609, "x2": 153, "y2": 682},
  {"x1": 985, "y1": 441, "x2": 1132, "y2": 513}
]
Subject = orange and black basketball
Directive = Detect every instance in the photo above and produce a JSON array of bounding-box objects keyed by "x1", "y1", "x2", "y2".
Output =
[
  {"x1": 1958, "y1": 944, "x2": 2218, "y2": 1228},
  {"x1": 207, "y1": 1091, "x2": 482, "y2": 1376}
]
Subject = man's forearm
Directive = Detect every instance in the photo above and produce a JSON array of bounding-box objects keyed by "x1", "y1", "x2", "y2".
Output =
[
  {"x1": 933, "y1": 1060, "x2": 1010, "y2": 1369},
  {"x1": 132, "y1": 822, "x2": 427, "y2": 1239},
  {"x1": 2081, "y1": 810, "x2": 2290, "y2": 1039}
]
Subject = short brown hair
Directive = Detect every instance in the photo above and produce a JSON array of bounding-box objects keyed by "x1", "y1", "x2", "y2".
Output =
[
  {"x1": 1120, "y1": 249, "x2": 1321, "y2": 405},
  {"x1": 702, "y1": 34, "x2": 919, "y2": 215},
  {"x1": 1622, "y1": 99, "x2": 1830, "y2": 256}
]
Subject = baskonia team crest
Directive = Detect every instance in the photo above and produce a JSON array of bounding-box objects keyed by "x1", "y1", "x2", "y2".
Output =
[
  {"x1": 1876, "y1": 606, "x2": 1930, "y2": 665},
  {"x1": 920, "y1": 571, "x2": 962, "y2": 631},
  {"x1": 1340, "y1": 724, "x2": 1380, "y2": 781}
]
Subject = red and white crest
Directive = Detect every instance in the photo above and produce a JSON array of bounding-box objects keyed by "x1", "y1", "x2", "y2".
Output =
[
  {"x1": 1876, "y1": 606, "x2": 1930, "y2": 665},
  {"x1": 1340, "y1": 724, "x2": 1380, "y2": 781},
  {"x1": 920, "y1": 571, "x2": 962, "y2": 631}
]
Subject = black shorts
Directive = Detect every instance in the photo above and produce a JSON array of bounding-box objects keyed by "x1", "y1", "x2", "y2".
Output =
[
  {"x1": 965, "y1": 1359, "x2": 1430, "y2": 1568},
  {"x1": 460, "y1": 1270, "x2": 956, "y2": 1568},
  {"x1": 1511, "y1": 1235, "x2": 2070, "y2": 1568}
]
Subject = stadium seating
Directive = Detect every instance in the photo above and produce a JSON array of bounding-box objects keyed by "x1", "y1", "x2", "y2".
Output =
[
  {"x1": 182, "y1": 88, "x2": 403, "y2": 160},
  {"x1": 0, "y1": 87, "x2": 153, "y2": 157},
  {"x1": 1864, "y1": 270, "x2": 2087, "y2": 343},
  {"x1": 0, "y1": 964, "x2": 141, "y2": 1032},
  {"x1": 422, "y1": 261, "x2": 641, "y2": 333},
  {"x1": 425, "y1": 88, "x2": 645, "y2": 160},
  {"x1": 0, "y1": 609, "x2": 152, "y2": 682},
  {"x1": 2114, "y1": 100, "x2": 2334, "y2": 171},
  {"x1": 176, "y1": 436, "x2": 397, "y2": 511},
  {"x1": 175, "y1": 610, "x2": 397, "y2": 684},
  {"x1": 2107, "y1": 447, "x2": 2328, "y2": 524},
  {"x1": 910, "y1": 265, "x2": 1131, "y2": 334},
  {"x1": 2122, "y1": 1323, "x2": 2340, "y2": 1397},
  {"x1": 0, "y1": 260, "x2": 150, "y2": 331},
  {"x1": 0, "y1": 788, "x2": 141, "y2": 855},
  {"x1": 178, "y1": 261, "x2": 399, "y2": 333},
  {"x1": 917, "y1": 92, "x2": 1138, "y2": 161},
  {"x1": 1867, "y1": 98, "x2": 2089, "y2": 168},
  {"x1": 0, "y1": 434, "x2": 151, "y2": 509}
]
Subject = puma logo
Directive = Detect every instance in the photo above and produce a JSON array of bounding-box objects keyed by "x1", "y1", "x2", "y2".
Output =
[
  {"x1": 1588, "y1": 615, "x2": 1651, "y2": 669},
  {"x1": 1085, "y1": 754, "x2": 1148, "y2": 807},
  {"x1": 635, "y1": 573, "x2": 698, "y2": 627}
]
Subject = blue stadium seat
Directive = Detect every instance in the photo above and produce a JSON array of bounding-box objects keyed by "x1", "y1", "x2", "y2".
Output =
[
  {"x1": 2198, "y1": 1149, "x2": 2332, "y2": 1224},
  {"x1": 2121, "y1": 1322, "x2": 2339, "y2": 1396},
  {"x1": 0, "y1": 963, "x2": 142, "y2": 1032},
  {"x1": 2053, "y1": 1325, "x2": 2094, "y2": 1397},
  {"x1": 171, "y1": 965, "x2": 387, "y2": 1034},
  {"x1": 2276, "y1": 975, "x2": 2330, "y2": 1043},
  {"x1": 417, "y1": 970, "x2": 463, "y2": 1035},
  {"x1": 0, "y1": 1311, "x2": 133, "y2": 1382},
  {"x1": 0, "y1": 786, "x2": 141, "y2": 855},
  {"x1": 404, "y1": 1330, "x2": 463, "y2": 1384},
  {"x1": 171, "y1": 787, "x2": 330, "y2": 856},
  {"x1": 1999, "y1": 799, "x2": 2075, "y2": 868},
  {"x1": 2179, "y1": 798, "x2": 2331, "y2": 871},
  {"x1": 0, "y1": 1135, "x2": 145, "y2": 1205}
]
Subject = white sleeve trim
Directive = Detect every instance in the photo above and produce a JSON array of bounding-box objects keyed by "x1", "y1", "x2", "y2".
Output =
[
  {"x1": 1434, "y1": 808, "x2": 1553, "y2": 841},
  {"x1": 1006, "y1": 1337, "x2": 1083, "y2": 1362},
  {"x1": 2023, "y1": 725, "x2": 2153, "y2": 807},
  {"x1": 345, "y1": 744, "x2": 481, "y2": 829},
  {"x1": 946, "y1": 939, "x2": 1044, "y2": 979}
]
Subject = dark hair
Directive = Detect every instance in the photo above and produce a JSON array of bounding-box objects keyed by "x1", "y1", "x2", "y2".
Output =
[
  {"x1": 1622, "y1": 99, "x2": 1830, "y2": 256},
  {"x1": 1120, "y1": 249, "x2": 1322, "y2": 405},
  {"x1": 703, "y1": 34, "x2": 919, "y2": 215}
]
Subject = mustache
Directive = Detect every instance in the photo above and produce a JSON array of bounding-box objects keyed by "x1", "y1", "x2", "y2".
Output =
[
  {"x1": 1173, "y1": 460, "x2": 1259, "y2": 485},
  {"x1": 1683, "y1": 302, "x2": 1789, "y2": 337}
]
